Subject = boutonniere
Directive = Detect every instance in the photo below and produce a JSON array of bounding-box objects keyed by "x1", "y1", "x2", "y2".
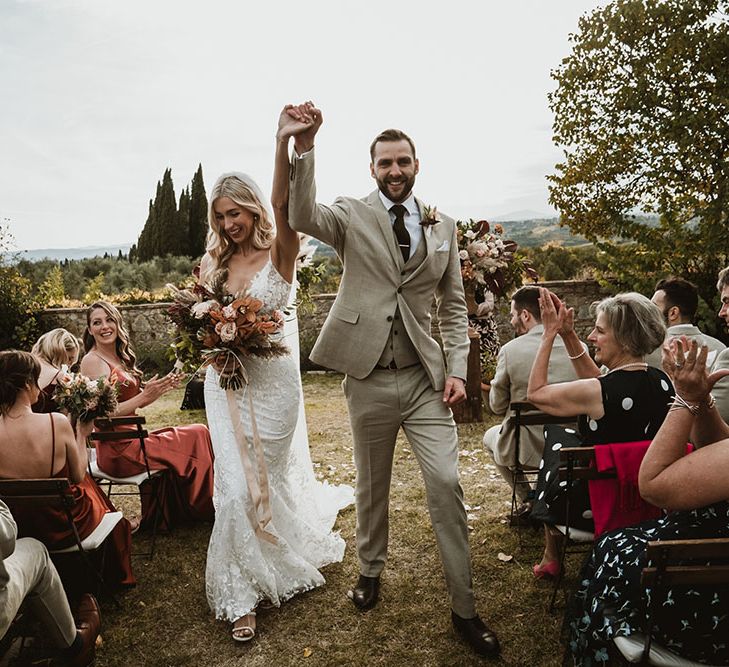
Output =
[{"x1": 420, "y1": 205, "x2": 441, "y2": 237}]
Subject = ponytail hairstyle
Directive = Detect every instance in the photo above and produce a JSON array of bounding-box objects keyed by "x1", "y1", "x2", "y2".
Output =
[
  {"x1": 0, "y1": 350, "x2": 40, "y2": 416},
  {"x1": 83, "y1": 301, "x2": 142, "y2": 380}
]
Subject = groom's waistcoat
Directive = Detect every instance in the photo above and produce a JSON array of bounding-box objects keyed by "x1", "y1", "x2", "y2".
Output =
[
  {"x1": 288, "y1": 148, "x2": 469, "y2": 390},
  {"x1": 377, "y1": 234, "x2": 427, "y2": 369}
]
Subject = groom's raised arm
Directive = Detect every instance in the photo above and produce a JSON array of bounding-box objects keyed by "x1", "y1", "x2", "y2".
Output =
[{"x1": 283, "y1": 103, "x2": 349, "y2": 254}]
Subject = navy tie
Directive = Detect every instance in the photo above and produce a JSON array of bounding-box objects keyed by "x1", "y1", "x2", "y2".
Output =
[{"x1": 390, "y1": 204, "x2": 410, "y2": 262}]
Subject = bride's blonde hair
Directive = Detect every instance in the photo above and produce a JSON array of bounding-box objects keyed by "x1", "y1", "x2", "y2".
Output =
[{"x1": 206, "y1": 173, "x2": 274, "y2": 271}]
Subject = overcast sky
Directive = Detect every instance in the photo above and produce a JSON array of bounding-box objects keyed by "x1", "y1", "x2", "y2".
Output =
[{"x1": 0, "y1": 0, "x2": 604, "y2": 251}]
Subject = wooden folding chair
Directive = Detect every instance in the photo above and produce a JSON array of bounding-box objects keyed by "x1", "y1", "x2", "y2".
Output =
[
  {"x1": 88, "y1": 416, "x2": 167, "y2": 560},
  {"x1": 508, "y1": 402, "x2": 579, "y2": 534},
  {"x1": 613, "y1": 537, "x2": 729, "y2": 665},
  {"x1": 0, "y1": 478, "x2": 122, "y2": 607}
]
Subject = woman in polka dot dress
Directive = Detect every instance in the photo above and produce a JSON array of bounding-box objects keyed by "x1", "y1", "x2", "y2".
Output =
[{"x1": 526, "y1": 289, "x2": 672, "y2": 579}]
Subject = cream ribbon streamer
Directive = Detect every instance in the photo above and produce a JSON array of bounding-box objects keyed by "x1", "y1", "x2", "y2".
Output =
[{"x1": 225, "y1": 386, "x2": 277, "y2": 545}]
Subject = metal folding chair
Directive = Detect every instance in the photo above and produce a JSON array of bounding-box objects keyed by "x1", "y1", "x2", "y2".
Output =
[{"x1": 88, "y1": 416, "x2": 167, "y2": 560}]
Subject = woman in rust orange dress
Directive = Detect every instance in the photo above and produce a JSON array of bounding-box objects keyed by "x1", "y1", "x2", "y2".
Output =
[
  {"x1": 79, "y1": 301, "x2": 214, "y2": 528},
  {"x1": 0, "y1": 350, "x2": 135, "y2": 590}
]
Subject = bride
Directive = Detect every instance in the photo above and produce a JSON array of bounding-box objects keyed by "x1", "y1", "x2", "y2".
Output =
[{"x1": 200, "y1": 103, "x2": 353, "y2": 642}]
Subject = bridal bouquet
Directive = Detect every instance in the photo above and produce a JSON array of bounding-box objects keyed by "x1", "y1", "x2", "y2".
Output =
[
  {"x1": 53, "y1": 370, "x2": 119, "y2": 423},
  {"x1": 167, "y1": 271, "x2": 287, "y2": 390}
]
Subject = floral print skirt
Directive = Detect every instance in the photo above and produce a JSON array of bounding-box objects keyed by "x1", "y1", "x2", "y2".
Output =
[{"x1": 564, "y1": 502, "x2": 729, "y2": 666}]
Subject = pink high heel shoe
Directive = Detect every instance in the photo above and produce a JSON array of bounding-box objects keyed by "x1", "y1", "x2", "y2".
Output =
[{"x1": 532, "y1": 560, "x2": 561, "y2": 579}]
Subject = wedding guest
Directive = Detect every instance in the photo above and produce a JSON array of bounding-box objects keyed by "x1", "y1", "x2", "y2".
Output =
[
  {"x1": 30, "y1": 328, "x2": 141, "y2": 533},
  {"x1": 285, "y1": 102, "x2": 500, "y2": 657},
  {"x1": 1, "y1": 500, "x2": 101, "y2": 667},
  {"x1": 79, "y1": 301, "x2": 214, "y2": 528},
  {"x1": 645, "y1": 276, "x2": 725, "y2": 369},
  {"x1": 565, "y1": 338, "x2": 729, "y2": 665},
  {"x1": 708, "y1": 267, "x2": 729, "y2": 424},
  {"x1": 0, "y1": 350, "x2": 135, "y2": 590},
  {"x1": 30, "y1": 328, "x2": 81, "y2": 413},
  {"x1": 483, "y1": 285, "x2": 586, "y2": 519},
  {"x1": 527, "y1": 290, "x2": 673, "y2": 578}
]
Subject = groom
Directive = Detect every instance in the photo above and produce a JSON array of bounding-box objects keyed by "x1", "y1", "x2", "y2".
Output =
[{"x1": 284, "y1": 104, "x2": 500, "y2": 658}]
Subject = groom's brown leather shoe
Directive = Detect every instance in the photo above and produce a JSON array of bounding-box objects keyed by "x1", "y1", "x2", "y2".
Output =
[
  {"x1": 451, "y1": 611, "x2": 500, "y2": 658},
  {"x1": 348, "y1": 575, "x2": 379, "y2": 611}
]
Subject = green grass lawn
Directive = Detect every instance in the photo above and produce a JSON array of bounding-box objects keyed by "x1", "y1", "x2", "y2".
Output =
[{"x1": 96, "y1": 374, "x2": 576, "y2": 667}]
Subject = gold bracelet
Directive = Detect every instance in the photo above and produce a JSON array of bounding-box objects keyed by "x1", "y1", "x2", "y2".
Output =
[
  {"x1": 706, "y1": 393, "x2": 716, "y2": 409},
  {"x1": 567, "y1": 348, "x2": 586, "y2": 361}
]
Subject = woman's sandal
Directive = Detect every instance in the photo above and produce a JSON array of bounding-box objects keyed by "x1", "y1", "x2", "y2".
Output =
[
  {"x1": 232, "y1": 612, "x2": 256, "y2": 642},
  {"x1": 532, "y1": 560, "x2": 561, "y2": 579}
]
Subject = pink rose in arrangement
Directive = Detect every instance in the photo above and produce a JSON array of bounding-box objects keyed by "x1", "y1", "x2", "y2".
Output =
[{"x1": 216, "y1": 321, "x2": 238, "y2": 343}]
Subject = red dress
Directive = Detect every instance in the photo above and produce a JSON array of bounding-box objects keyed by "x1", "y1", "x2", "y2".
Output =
[
  {"x1": 96, "y1": 364, "x2": 215, "y2": 528},
  {"x1": 7, "y1": 413, "x2": 135, "y2": 589}
]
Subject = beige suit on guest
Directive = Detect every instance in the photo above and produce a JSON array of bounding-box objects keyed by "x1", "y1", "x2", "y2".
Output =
[
  {"x1": 0, "y1": 500, "x2": 76, "y2": 647},
  {"x1": 289, "y1": 149, "x2": 476, "y2": 617},
  {"x1": 483, "y1": 326, "x2": 584, "y2": 502}
]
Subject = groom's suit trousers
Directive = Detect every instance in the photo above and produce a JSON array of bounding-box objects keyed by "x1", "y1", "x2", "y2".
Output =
[{"x1": 343, "y1": 364, "x2": 476, "y2": 619}]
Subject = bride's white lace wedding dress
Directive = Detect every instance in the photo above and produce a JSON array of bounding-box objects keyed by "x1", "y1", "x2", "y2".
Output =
[{"x1": 204, "y1": 258, "x2": 353, "y2": 622}]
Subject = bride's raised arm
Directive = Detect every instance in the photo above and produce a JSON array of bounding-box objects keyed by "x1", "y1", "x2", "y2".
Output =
[{"x1": 271, "y1": 103, "x2": 322, "y2": 280}]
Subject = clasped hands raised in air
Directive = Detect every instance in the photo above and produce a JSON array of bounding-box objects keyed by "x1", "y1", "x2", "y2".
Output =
[{"x1": 277, "y1": 101, "x2": 322, "y2": 150}]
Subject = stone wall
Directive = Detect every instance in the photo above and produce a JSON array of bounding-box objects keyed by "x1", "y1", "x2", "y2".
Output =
[
  {"x1": 39, "y1": 280, "x2": 610, "y2": 371},
  {"x1": 39, "y1": 303, "x2": 177, "y2": 371}
]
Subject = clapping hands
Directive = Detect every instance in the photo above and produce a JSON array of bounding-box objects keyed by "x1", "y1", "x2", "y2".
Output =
[
  {"x1": 662, "y1": 336, "x2": 729, "y2": 403},
  {"x1": 538, "y1": 287, "x2": 575, "y2": 338},
  {"x1": 140, "y1": 370, "x2": 182, "y2": 407}
]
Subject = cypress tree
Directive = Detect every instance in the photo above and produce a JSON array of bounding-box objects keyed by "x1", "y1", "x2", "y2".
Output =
[
  {"x1": 177, "y1": 187, "x2": 191, "y2": 256},
  {"x1": 136, "y1": 200, "x2": 155, "y2": 262},
  {"x1": 188, "y1": 164, "x2": 208, "y2": 258},
  {"x1": 156, "y1": 169, "x2": 178, "y2": 256}
]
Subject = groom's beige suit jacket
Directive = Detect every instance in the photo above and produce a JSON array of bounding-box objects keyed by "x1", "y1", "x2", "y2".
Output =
[{"x1": 289, "y1": 149, "x2": 469, "y2": 389}]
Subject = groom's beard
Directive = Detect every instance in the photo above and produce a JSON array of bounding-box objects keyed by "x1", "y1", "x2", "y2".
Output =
[{"x1": 376, "y1": 174, "x2": 416, "y2": 203}]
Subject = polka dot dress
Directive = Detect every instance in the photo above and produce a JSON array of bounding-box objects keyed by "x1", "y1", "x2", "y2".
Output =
[
  {"x1": 530, "y1": 368, "x2": 674, "y2": 532},
  {"x1": 577, "y1": 367, "x2": 674, "y2": 445}
]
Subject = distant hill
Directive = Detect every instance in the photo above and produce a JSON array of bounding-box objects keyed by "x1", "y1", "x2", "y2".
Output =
[
  {"x1": 6, "y1": 243, "x2": 133, "y2": 263},
  {"x1": 495, "y1": 213, "x2": 661, "y2": 248},
  {"x1": 497, "y1": 217, "x2": 588, "y2": 247}
]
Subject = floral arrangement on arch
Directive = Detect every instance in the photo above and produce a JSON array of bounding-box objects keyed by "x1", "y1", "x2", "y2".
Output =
[
  {"x1": 166, "y1": 271, "x2": 288, "y2": 390},
  {"x1": 456, "y1": 219, "x2": 538, "y2": 382},
  {"x1": 53, "y1": 370, "x2": 118, "y2": 424}
]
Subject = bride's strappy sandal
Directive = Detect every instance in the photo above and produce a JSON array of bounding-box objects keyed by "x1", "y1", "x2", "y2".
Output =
[{"x1": 232, "y1": 612, "x2": 256, "y2": 642}]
